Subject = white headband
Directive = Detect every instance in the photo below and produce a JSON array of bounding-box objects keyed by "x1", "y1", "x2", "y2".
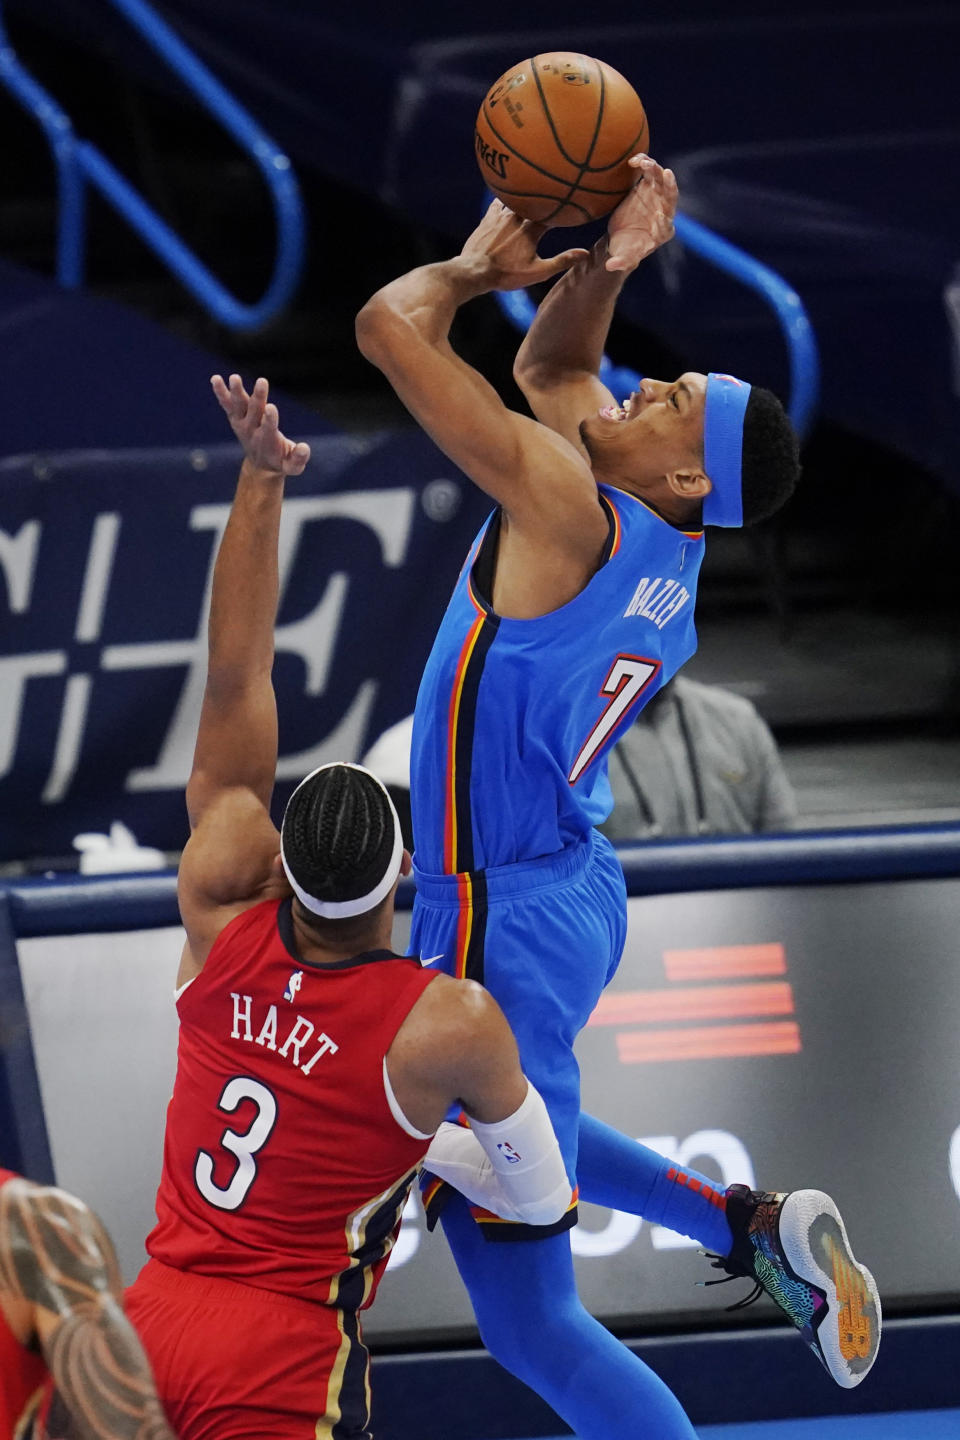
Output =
[{"x1": 280, "y1": 762, "x2": 404, "y2": 919}]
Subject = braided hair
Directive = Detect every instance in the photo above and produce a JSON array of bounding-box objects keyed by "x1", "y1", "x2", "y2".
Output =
[{"x1": 280, "y1": 763, "x2": 402, "y2": 919}]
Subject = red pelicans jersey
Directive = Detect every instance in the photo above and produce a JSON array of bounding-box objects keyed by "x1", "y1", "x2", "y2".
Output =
[
  {"x1": 0, "y1": 1170, "x2": 49, "y2": 1437},
  {"x1": 147, "y1": 899, "x2": 438, "y2": 1309}
]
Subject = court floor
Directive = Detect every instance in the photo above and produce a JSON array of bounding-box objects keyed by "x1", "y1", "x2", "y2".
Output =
[
  {"x1": 498, "y1": 1411, "x2": 960, "y2": 1440},
  {"x1": 699, "y1": 1413, "x2": 960, "y2": 1439}
]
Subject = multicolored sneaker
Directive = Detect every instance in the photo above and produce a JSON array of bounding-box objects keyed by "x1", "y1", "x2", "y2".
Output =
[{"x1": 703, "y1": 1185, "x2": 882, "y2": 1388}]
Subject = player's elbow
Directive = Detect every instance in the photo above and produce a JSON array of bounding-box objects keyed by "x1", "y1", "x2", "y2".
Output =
[
  {"x1": 512, "y1": 349, "x2": 540, "y2": 394},
  {"x1": 356, "y1": 293, "x2": 411, "y2": 369},
  {"x1": 512, "y1": 353, "x2": 561, "y2": 402},
  {"x1": 355, "y1": 295, "x2": 388, "y2": 364}
]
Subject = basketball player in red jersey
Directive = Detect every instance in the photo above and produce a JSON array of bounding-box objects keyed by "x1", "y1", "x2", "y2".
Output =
[
  {"x1": 124, "y1": 375, "x2": 571, "y2": 1440},
  {"x1": 0, "y1": 1169, "x2": 174, "y2": 1438}
]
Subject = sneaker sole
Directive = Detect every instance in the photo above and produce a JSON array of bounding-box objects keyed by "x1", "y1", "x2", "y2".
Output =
[{"x1": 778, "y1": 1188, "x2": 882, "y2": 1388}]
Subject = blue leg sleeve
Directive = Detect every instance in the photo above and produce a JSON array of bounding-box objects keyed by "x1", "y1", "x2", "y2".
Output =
[
  {"x1": 578, "y1": 1105, "x2": 736, "y2": 1255},
  {"x1": 577, "y1": 1112, "x2": 734, "y2": 1256},
  {"x1": 440, "y1": 1194, "x2": 698, "y2": 1440}
]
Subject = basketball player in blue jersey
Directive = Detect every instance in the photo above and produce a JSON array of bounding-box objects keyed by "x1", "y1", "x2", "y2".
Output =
[{"x1": 357, "y1": 155, "x2": 880, "y2": 1436}]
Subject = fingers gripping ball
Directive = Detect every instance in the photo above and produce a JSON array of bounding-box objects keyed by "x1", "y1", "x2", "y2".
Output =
[{"x1": 474, "y1": 53, "x2": 649, "y2": 226}]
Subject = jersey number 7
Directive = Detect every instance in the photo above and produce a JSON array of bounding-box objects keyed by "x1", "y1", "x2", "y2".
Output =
[{"x1": 568, "y1": 654, "x2": 660, "y2": 784}]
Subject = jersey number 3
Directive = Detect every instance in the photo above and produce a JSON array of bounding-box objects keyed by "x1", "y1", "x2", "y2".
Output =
[
  {"x1": 568, "y1": 655, "x2": 660, "y2": 784},
  {"x1": 194, "y1": 1076, "x2": 278, "y2": 1211}
]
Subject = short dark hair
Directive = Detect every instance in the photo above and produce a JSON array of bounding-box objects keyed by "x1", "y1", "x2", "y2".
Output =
[
  {"x1": 281, "y1": 764, "x2": 397, "y2": 910},
  {"x1": 740, "y1": 386, "x2": 801, "y2": 526}
]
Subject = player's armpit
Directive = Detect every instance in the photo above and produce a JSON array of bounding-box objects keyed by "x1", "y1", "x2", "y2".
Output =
[
  {"x1": 177, "y1": 787, "x2": 287, "y2": 968},
  {"x1": 179, "y1": 788, "x2": 280, "y2": 904},
  {"x1": 356, "y1": 288, "x2": 607, "y2": 555}
]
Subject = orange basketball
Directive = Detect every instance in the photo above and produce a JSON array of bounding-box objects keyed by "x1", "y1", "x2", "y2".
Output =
[{"x1": 474, "y1": 52, "x2": 649, "y2": 226}]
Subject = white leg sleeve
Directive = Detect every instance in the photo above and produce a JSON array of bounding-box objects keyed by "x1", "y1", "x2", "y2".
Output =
[{"x1": 423, "y1": 1081, "x2": 572, "y2": 1226}]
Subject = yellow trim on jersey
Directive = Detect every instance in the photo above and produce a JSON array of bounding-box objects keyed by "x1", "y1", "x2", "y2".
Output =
[
  {"x1": 341, "y1": 1167, "x2": 419, "y2": 1302},
  {"x1": 604, "y1": 483, "x2": 704, "y2": 540},
  {"x1": 444, "y1": 613, "x2": 486, "y2": 872},
  {"x1": 14, "y1": 1385, "x2": 46, "y2": 1440},
  {"x1": 454, "y1": 871, "x2": 474, "y2": 980},
  {"x1": 315, "y1": 1309, "x2": 350, "y2": 1440}
]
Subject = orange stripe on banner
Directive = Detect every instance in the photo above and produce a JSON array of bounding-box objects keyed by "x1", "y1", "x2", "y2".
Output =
[
  {"x1": 444, "y1": 614, "x2": 486, "y2": 872},
  {"x1": 454, "y1": 873, "x2": 473, "y2": 980},
  {"x1": 616, "y1": 1021, "x2": 802, "y2": 1063},
  {"x1": 663, "y1": 943, "x2": 787, "y2": 982},
  {"x1": 588, "y1": 982, "x2": 794, "y2": 1025}
]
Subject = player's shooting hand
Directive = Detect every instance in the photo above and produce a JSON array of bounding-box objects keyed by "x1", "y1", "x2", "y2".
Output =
[
  {"x1": 605, "y1": 155, "x2": 678, "y2": 274},
  {"x1": 211, "y1": 374, "x2": 311, "y2": 477},
  {"x1": 460, "y1": 199, "x2": 588, "y2": 291}
]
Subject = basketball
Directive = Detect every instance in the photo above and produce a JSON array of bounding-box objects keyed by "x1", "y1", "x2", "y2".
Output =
[{"x1": 474, "y1": 52, "x2": 649, "y2": 227}]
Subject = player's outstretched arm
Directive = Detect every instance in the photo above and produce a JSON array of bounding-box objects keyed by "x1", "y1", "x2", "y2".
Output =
[
  {"x1": 356, "y1": 203, "x2": 604, "y2": 551},
  {"x1": 514, "y1": 155, "x2": 678, "y2": 450},
  {"x1": 0, "y1": 1178, "x2": 176, "y2": 1440},
  {"x1": 187, "y1": 375, "x2": 309, "y2": 830},
  {"x1": 385, "y1": 977, "x2": 572, "y2": 1225},
  {"x1": 178, "y1": 377, "x2": 309, "y2": 973}
]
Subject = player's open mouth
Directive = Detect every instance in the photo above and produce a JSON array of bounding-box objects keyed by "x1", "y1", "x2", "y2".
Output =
[{"x1": 599, "y1": 398, "x2": 635, "y2": 422}]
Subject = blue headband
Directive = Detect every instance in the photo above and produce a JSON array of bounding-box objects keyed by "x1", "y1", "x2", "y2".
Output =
[{"x1": 702, "y1": 373, "x2": 751, "y2": 528}]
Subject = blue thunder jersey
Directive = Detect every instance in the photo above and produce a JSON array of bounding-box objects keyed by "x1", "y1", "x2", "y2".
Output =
[{"x1": 411, "y1": 484, "x2": 705, "y2": 875}]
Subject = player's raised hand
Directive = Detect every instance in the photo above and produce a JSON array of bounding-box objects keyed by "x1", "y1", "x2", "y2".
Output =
[
  {"x1": 460, "y1": 199, "x2": 589, "y2": 291},
  {"x1": 604, "y1": 155, "x2": 678, "y2": 274},
  {"x1": 211, "y1": 374, "x2": 311, "y2": 477}
]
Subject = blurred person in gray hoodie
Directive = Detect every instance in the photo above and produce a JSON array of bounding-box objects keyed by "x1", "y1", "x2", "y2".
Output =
[{"x1": 602, "y1": 675, "x2": 797, "y2": 840}]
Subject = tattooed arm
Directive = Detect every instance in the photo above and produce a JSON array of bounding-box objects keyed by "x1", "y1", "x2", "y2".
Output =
[{"x1": 0, "y1": 1177, "x2": 175, "y2": 1440}]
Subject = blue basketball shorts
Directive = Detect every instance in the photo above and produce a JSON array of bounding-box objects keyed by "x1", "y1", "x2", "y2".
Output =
[{"x1": 410, "y1": 828, "x2": 627, "y2": 1240}]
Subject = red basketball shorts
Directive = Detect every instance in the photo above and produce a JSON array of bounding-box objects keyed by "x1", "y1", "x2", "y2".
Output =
[{"x1": 125, "y1": 1259, "x2": 372, "y2": 1439}]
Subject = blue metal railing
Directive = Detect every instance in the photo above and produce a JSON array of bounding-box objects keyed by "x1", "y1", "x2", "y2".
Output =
[
  {"x1": 5, "y1": 823, "x2": 960, "y2": 934},
  {"x1": 0, "y1": 0, "x2": 305, "y2": 330},
  {"x1": 495, "y1": 209, "x2": 821, "y2": 441}
]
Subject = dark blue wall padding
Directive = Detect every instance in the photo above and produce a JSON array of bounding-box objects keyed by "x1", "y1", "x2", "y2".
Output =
[
  {"x1": 368, "y1": 1316, "x2": 960, "y2": 1438},
  {"x1": 0, "y1": 895, "x2": 54, "y2": 1178},
  {"x1": 614, "y1": 822, "x2": 960, "y2": 894},
  {"x1": 6, "y1": 822, "x2": 959, "y2": 936}
]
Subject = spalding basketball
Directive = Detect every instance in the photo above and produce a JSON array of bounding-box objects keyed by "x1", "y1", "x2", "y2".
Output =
[{"x1": 474, "y1": 52, "x2": 649, "y2": 226}]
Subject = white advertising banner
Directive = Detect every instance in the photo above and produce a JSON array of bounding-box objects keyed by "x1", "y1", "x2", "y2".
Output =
[{"x1": 14, "y1": 880, "x2": 960, "y2": 1344}]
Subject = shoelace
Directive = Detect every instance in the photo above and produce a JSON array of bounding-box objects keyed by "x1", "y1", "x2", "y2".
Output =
[{"x1": 698, "y1": 1251, "x2": 765, "y2": 1311}]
